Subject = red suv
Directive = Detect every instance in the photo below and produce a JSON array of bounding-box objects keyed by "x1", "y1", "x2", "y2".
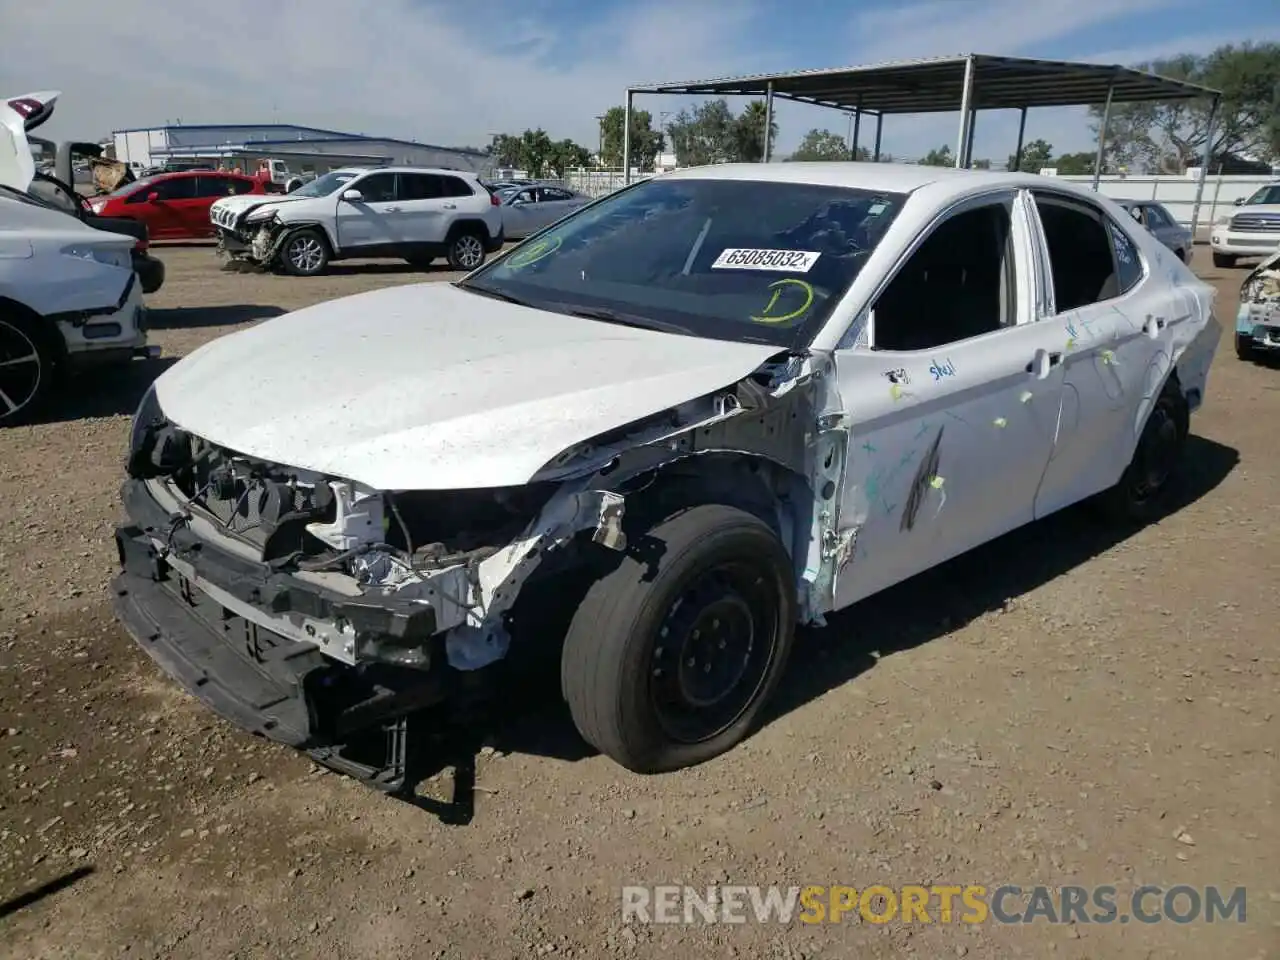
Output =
[{"x1": 87, "y1": 171, "x2": 266, "y2": 240}]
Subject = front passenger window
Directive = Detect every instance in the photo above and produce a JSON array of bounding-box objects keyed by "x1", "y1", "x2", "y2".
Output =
[
  {"x1": 872, "y1": 202, "x2": 1016, "y2": 351},
  {"x1": 354, "y1": 174, "x2": 396, "y2": 203}
]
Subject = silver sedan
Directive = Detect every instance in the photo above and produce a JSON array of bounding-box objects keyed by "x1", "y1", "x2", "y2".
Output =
[
  {"x1": 1115, "y1": 199, "x2": 1194, "y2": 264},
  {"x1": 499, "y1": 186, "x2": 591, "y2": 240}
]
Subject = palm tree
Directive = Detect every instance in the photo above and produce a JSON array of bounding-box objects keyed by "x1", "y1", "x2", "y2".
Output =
[{"x1": 734, "y1": 100, "x2": 779, "y2": 162}]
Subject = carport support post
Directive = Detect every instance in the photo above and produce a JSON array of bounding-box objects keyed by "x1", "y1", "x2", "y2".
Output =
[
  {"x1": 965, "y1": 108, "x2": 977, "y2": 167},
  {"x1": 1188, "y1": 94, "x2": 1220, "y2": 239},
  {"x1": 851, "y1": 101, "x2": 862, "y2": 160},
  {"x1": 1012, "y1": 107, "x2": 1027, "y2": 171},
  {"x1": 622, "y1": 89, "x2": 633, "y2": 185},
  {"x1": 763, "y1": 82, "x2": 774, "y2": 162},
  {"x1": 955, "y1": 55, "x2": 975, "y2": 168},
  {"x1": 873, "y1": 113, "x2": 883, "y2": 161},
  {"x1": 1091, "y1": 81, "x2": 1115, "y2": 190}
]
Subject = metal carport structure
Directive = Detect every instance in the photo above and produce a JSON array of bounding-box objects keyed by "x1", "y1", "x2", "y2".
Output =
[{"x1": 622, "y1": 54, "x2": 1222, "y2": 230}]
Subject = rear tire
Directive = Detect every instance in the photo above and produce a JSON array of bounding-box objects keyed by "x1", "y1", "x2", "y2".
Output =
[
  {"x1": 560, "y1": 503, "x2": 796, "y2": 774},
  {"x1": 1212, "y1": 252, "x2": 1236, "y2": 268},
  {"x1": 446, "y1": 228, "x2": 486, "y2": 272},
  {"x1": 1095, "y1": 381, "x2": 1189, "y2": 525},
  {"x1": 0, "y1": 310, "x2": 59, "y2": 427},
  {"x1": 279, "y1": 229, "x2": 330, "y2": 277},
  {"x1": 1236, "y1": 334, "x2": 1255, "y2": 362}
]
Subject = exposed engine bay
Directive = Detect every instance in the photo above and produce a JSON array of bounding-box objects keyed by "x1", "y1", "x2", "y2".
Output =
[{"x1": 121, "y1": 349, "x2": 838, "y2": 677}]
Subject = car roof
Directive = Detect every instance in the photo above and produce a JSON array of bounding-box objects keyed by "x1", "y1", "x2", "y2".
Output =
[
  {"x1": 658, "y1": 161, "x2": 1119, "y2": 205},
  {"x1": 351, "y1": 166, "x2": 481, "y2": 177},
  {"x1": 141, "y1": 170, "x2": 254, "y2": 180}
]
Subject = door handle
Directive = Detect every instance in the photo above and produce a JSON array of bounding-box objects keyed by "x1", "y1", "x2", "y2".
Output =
[
  {"x1": 384, "y1": 206, "x2": 402, "y2": 212},
  {"x1": 442, "y1": 203, "x2": 457, "y2": 209},
  {"x1": 1025, "y1": 351, "x2": 1063, "y2": 374}
]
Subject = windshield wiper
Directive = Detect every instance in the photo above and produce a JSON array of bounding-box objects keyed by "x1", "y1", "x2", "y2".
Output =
[
  {"x1": 456, "y1": 283, "x2": 534, "y2": 307},
  {"x1": 559, "y1": 305, "x2": 691, "y2": 336}
]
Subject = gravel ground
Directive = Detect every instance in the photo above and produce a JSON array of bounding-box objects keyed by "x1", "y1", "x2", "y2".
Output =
[{"x1": 0, "y1": 244, "x2": 1276, "y2": 960}]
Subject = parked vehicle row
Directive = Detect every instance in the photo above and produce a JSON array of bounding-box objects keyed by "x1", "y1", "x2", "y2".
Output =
[{"x1": 113, "y1": 161, "x2": 1222, "y2": 794}]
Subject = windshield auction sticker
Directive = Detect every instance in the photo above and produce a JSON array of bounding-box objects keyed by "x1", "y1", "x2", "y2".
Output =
[{"x1": 711, "y1": 248, "x2": 821, "y2": 272}]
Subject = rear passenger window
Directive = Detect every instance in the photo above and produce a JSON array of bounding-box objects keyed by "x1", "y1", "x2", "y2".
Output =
[
  {"x1": 439, "y1": 176, "x2": 474, "y2": 198},
  {"x1": 399, "y1": 174, "x2": 443, "y2": 200},
  {"x1": 1106, "y1": 220, "x2": 1143, "y2": 294},
  {"x1": 1033, "y1": 194, "x2": 1123, "y2": 312}
]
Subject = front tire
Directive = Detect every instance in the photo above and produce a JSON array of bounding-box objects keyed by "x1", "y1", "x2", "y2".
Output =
[
  {"x1": 446, "y1": 229, "x2": 486, "y2": 272},
  {"x1": 1096, "y1": 383, "x2": 1189, "y2": 525},
  {"x1": 0, "y1": 311, "x2": 58, "y2": 427},
  {"x1": 1236, "y1": 334, "x2": 1255, "y2": 361},
  {"x1": 1212, "y1": 252, "x2": 1236, "y2": 268},
  {"x1": 560, "y1": 503, "x2": 796, "y2": 774},
  {"x1": 279, "y1": 229, "x2": 330, "y2": 277}
]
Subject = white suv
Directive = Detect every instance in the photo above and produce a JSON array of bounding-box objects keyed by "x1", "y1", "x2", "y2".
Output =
[
  {"x1": 210, "y1": 167, "x2": 505, "y2": 276},
  {"x1": 1210, "y1": 182, "x2": 1280, "y2": 268}
]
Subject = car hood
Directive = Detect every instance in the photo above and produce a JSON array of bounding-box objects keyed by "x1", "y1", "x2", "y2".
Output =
[
  {"x1": 211, "y1": 193, "x2": 304, "y2": 217},
  {"x1": 0, "y1": 91, "x2": 59, "y2": 192},
  {"x1": 153, "y1": 283, "x2": 782, "y2": 491},
  {"x1": 1231, "y1": 203, "x2": 1280, "y2": 219}
]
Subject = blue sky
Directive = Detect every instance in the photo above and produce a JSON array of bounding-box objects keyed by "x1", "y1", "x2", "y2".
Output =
[{"x1": 2, "y1": 0, "x2": 1277, "y2": 161}]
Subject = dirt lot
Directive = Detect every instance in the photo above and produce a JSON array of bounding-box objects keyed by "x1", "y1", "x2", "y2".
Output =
[{"x1": 0, "y1": 244, "x2": 1276, "y2": 960}]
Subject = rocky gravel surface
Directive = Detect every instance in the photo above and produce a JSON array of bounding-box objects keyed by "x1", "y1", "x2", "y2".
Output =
[{"x1": 0, "y1": 245, "x2": 1276, "y2": 959}]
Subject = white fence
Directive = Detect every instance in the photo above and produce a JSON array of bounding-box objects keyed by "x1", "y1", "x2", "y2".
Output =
[
  {"x1": 1053, "y1": 173, "x2": 1274, "y2": 236},
  {"x1": 558, "y1": 168, "x2": 1274, "y2": 234}
]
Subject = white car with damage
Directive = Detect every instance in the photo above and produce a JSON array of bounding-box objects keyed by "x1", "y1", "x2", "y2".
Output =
[
  {"x1": 1, "y1": 90, "x2": 155, "y2": 426},
  {"x1": 112, "y1": 163, "x2": 1220, "y2": 791},
  {"x1": 209, "y1": 166, "x2": 505, "y2": 277}
]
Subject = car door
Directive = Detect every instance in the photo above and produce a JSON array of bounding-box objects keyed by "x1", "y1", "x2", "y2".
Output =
[
  {"x1": 831, "y1": 190, "x2": 1067, "y2": 608},
  {"x1": 1144, "y1": 203, "x2": 1187, "y2": 257},
  {"x1": 533, "y1": 187, "x2": 587, "y2": 231},
  {"x1": 191, "y1": 175, "x2": 244, "y2": 237},
  {"x1": 1028, "y1": 189, "x2": 1172, "y2": 519},
  {"x1": 123, "y1": 175, "x2": 194, "y2": 239},
  {"x1": 503, "y1": 188, "x2": 540, "y2": 239},
  {"x1": 396, "y1": 173, "x2": 452, "y2": 245},
  {"x1": 333, "y1": 171, "x2": 399, "y2": 251}
]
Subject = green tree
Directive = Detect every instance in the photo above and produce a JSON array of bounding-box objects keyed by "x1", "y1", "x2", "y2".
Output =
[
  {"x1": 1089, "y1": 42, "x2": 1280, "y2": 172},
  {"x1": 546, "y1": 139, "x2": 592, "y2": 177},
  {"x1": 490, "y1": 133, "x2": 523, "y2": 167},
  {"x1": 918, "y1": 145, "x2": 953, "y2": 167},
  {"x1": 1054, "y1": 151, "x2": 1098, "y2": 175},
  {"x1": 667, "y1": 99, "x2": 737, "y2": 166},
  {"x1": 1007, "y1": 138, "x2": 1054, "y2": 172},
  {"x1": 789, "y1": 128, "x2": 852, "y2": 160},
  {"x1": 599, "y1": 106, "x2": 662, "y2": 171},
  {"x1": 732, "y1": 100, "x2": 779, "y2": 162}
]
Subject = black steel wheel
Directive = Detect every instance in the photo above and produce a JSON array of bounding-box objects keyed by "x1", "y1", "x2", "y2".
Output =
[
  {"x1": 1096, "y1": 383, "x2": 1189, "y2": 524},
  {"x1": 561, "y1": 503, "x2": 795, "y2": 774}
]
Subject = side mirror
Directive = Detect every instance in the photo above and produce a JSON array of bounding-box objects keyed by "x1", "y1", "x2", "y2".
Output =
[
  {"x1": 341, "y1": 189, "x2": 364, "y2": 203},
  {"x1": 146, "y1": 192, "x2": 160, "y2": 203},
  {"x1": 1234, "y1": 197, "x2": 1245, "y2": 205}
]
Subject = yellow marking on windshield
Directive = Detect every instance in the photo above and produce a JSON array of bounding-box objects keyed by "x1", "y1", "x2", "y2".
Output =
[{"x1": 751, "y1": 278, "x2": 814, "y2": 325}]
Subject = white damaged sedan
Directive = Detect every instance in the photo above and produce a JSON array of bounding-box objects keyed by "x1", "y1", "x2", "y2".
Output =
[{"x1": 112, "y1": 163, "x2": 1219, "y2": 789}]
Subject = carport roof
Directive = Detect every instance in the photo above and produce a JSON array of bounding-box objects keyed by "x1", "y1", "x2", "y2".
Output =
[{"x1": 629, "y1": 53, "x2": 1220, "y2": 114}]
